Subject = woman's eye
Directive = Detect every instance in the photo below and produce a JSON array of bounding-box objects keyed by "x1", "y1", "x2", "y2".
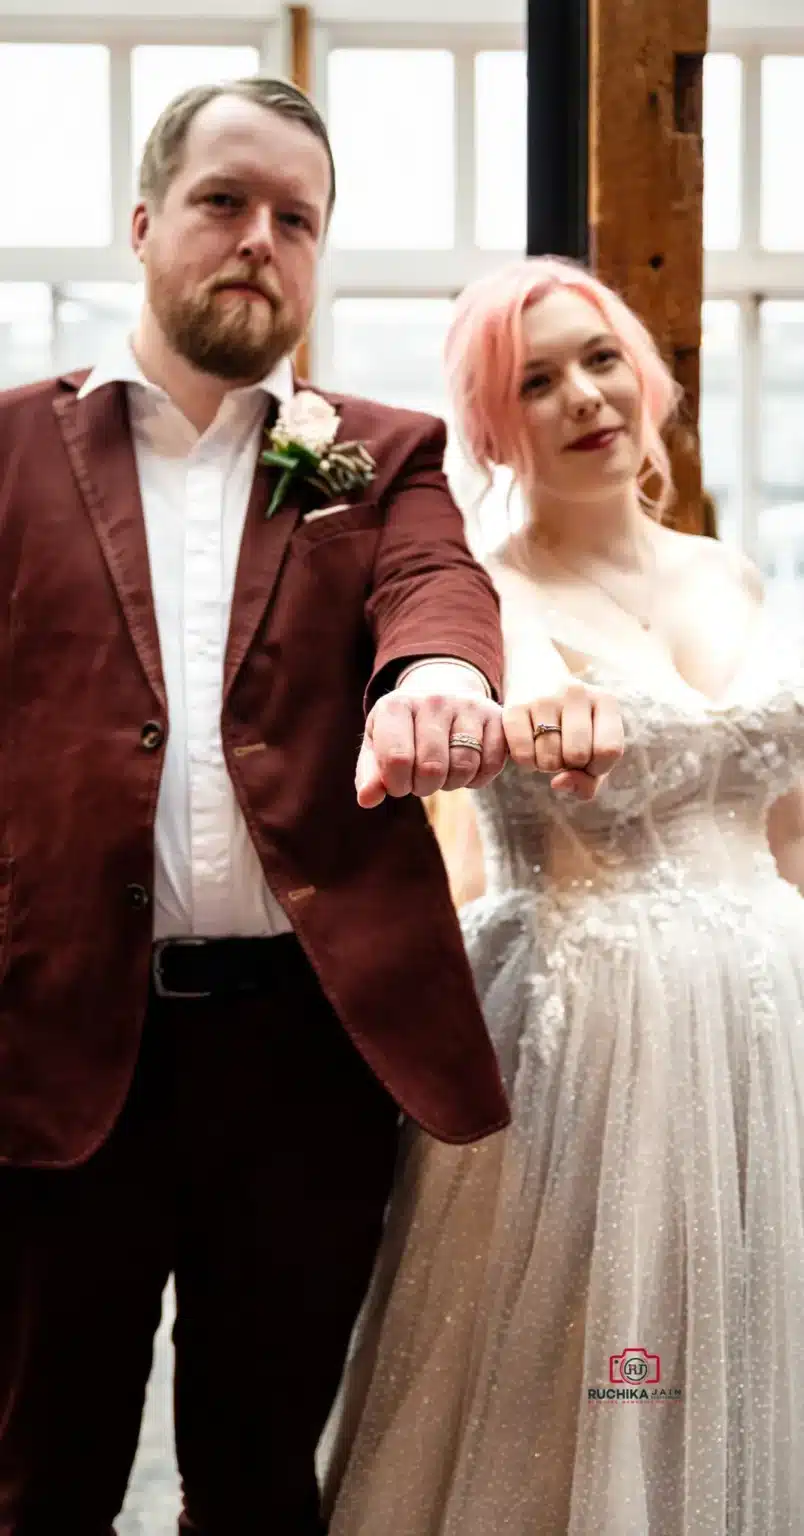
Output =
[
  {"x1": 521, "y1": 373, "x2": 550, "y2": 396},
  {"x1": 588, "y1": 348, "x2": 620, "y2": 368}
]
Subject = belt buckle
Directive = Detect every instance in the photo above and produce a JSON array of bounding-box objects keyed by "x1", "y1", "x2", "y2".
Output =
[{"x1": 152, "y1": 938, "x2": 212, "y2": 1000}]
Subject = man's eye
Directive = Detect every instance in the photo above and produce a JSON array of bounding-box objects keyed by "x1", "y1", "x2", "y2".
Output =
[
  {"x1": 204, "y1": 193, "x2": 241, "y2": 211},
  {"x1": 280, "y1": 211, "x2": 312, "y2": 232}
]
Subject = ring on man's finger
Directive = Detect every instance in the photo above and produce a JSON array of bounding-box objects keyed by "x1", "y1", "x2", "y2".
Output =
[{"x1": 449, "y1": 732, "x2": 483, "y2": 754}]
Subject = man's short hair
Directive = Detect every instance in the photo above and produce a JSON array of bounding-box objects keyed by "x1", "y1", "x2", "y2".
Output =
[{"x1": 138, "y1": 76, "x2": 336, "y2": 213}]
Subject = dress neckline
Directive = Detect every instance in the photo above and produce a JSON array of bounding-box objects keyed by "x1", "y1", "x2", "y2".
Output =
[{"x1": 541, "y1": 599, "x2": 768, "y2": 714}]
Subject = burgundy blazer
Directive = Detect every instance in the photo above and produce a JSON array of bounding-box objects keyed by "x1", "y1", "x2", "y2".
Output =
[{"x1": 0, "y1": 371, "x2": 509, "y2": 1167}]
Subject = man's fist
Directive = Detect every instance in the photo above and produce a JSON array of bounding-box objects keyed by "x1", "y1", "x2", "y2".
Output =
[{"x1": 356, "y1": 690, "x2": 506, "y2": 809}]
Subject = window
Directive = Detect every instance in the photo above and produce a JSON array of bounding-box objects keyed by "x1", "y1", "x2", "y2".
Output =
[
  {"x1": 0, "y1": 284, "x2": 53, "y2": 385},
  {"x1": 331, "y1": 298, "x2": 454, "y2": 415},
  {"x1": 327, "y1": 50, "x2": 456, "y2": 250},
  {"x1": 758, "y1": 301, "x2": 804, "y2": 593},
  {"x1": 0, "y1": 45, "x2": 111, "y2": 247},
  {"x1": 475, "y1": 51, "x2": 527, "y2": 251},
  {"x1": 761, "y1": 57, "x2": 804, "y2": 251},
  {"x1": 703, "y1": 54, "x2": 742, "y2": 252},
  {"x1": 703, "y1": 47, "x2": 804, "y2": 590},
  {"x1": 700, "y1": 300, "x2": 741, "y2": 545},
  {"x1": 131, "y1": 45, "x2": 261, "y2": 179}
]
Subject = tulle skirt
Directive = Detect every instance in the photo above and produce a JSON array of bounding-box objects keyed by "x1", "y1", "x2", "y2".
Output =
[{"x1": 323, "y1": 866, "x2": 804, "y2": 1535}]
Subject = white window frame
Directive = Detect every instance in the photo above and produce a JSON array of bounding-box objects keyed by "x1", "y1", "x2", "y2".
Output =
[{"x1": 707, "y1": 26, "x2": 804, "y2": 553}]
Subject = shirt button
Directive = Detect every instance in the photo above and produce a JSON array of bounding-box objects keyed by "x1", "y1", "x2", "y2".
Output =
[
  {"x1": 140, "y1": 721, "x2": 165, "y2": 752},
  {"x1": 126, "y1": 883, "x2": 150, "y2": 910}
]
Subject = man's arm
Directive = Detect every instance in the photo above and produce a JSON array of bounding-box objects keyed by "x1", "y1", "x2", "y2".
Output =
[
  {"x1": 364, "y1": 416, "x2": 503, "y2": 710},
  {"x1": 357, "y1": 415, "x2": 506, "y2": 807}
]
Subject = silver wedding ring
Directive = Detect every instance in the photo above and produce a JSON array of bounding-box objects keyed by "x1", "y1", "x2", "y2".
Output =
[
  {"x1": 533, "y1": 723, "x2": 562, "y2": 740},
  {"x1": 449, "y1": 732, "x2": 483, "y2": 754}
]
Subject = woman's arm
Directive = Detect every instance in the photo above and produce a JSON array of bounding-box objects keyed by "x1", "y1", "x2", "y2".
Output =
[{"x1": 766, "y1": 786, "x2": 804, "y2": 893}]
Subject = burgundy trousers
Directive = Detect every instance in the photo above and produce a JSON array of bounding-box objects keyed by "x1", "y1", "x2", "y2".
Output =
[{"x1": 0, "y1": 936, "x2": 400, "y2": 1534}]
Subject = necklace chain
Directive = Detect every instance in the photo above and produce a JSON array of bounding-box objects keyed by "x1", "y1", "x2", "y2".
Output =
[{"x1": 537, "y1": 538, "x2": 659, "y2": 632}]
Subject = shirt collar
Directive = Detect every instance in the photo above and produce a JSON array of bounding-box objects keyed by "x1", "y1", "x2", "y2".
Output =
[{"x1": 76, "y1": 336, "x2": 295, "y2": 406}]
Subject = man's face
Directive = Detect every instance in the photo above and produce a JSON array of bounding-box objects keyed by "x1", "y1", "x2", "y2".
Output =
[{"x1": 132, "y1": 94, "x2": 332, "y2": 382}]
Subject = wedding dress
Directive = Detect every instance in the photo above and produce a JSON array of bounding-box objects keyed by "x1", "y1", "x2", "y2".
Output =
[{"x1": 325, "y1": 602, "x2": 804, "y2": 1536}]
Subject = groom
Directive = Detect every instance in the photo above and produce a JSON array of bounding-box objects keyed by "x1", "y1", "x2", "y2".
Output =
[{"x1": 0, "y1": 77, "x2": 511, "y2": 1535}]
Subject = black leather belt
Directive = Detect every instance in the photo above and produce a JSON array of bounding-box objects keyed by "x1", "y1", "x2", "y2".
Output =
[{"x1": 151, "y1": 935, "x2": 297, "y2": 999}]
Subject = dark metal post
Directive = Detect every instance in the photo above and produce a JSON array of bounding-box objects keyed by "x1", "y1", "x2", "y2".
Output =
[{"x1": 526, "y1": 0, "x2": 590, "y2": 261}]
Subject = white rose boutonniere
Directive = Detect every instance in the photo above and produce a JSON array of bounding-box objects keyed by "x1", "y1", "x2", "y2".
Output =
[{"x1": 261, "y1": 390, "x2": 376, "y2": 518}]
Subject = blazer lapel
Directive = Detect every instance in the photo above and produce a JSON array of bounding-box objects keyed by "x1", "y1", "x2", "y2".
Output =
[
  {"x1": 223, "y1": 402, "x2": 307, "y2": 700},
  {"x1": 53, "y1": 380, "x2": 166, "y2": 709}
]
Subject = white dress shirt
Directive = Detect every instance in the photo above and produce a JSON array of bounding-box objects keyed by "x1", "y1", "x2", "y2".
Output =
[
  {"x1": 78, "y1": 342, "x2": 489, "y2": 940},
  {"x1": 79, "y1": 343, "x2": 297, "y2": 938}
]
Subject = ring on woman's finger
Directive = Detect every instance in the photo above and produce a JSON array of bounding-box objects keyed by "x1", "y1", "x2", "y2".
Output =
[
  {"x1": 533, "y1": 723, "x2": 562, "y2": 740},
  {"x1": 449, "y1": 732, "x2": 483, "y2": 754}
]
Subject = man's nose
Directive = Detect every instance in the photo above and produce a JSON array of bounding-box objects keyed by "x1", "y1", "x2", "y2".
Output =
[{"x1": 237, "y1": 205, "x2": 276, "y2": 262}]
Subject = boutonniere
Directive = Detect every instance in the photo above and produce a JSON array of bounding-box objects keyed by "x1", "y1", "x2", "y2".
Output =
[{"x1": 260, "y1": 390, "x2": 376, "y2": 518}]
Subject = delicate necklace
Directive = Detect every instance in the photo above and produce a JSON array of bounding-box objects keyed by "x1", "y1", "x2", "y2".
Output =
[{"x1": 537, "y1": 536, "x2": 659, "y2": 632}]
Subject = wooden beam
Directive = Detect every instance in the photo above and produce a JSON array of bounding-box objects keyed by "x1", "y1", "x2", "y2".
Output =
[
  {"x1": 589, "y1": 0, "x2": 708, "y2": 532},
  {"x1": 290, "y1": 4, "x2": 313, "y2": 380}
]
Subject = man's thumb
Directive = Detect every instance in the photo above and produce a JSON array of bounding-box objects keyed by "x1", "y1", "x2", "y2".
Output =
[{"x1": 355, "y1": 737, "x2": 386, "y2": 808}]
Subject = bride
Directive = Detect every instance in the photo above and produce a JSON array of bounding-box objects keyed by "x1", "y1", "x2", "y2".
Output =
[{"x1": 323, "y1": 257, "x2": 804, "y2": 1535}]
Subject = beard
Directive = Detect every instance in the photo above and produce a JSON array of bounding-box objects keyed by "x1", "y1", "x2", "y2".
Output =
[{"x1": 148, "y1": 262, "x2": 304, "y2": 382}]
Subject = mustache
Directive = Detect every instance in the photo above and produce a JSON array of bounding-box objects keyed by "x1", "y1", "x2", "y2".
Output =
[{"x1": 209, "y1": 271, "x2": 280, "y2": 304}]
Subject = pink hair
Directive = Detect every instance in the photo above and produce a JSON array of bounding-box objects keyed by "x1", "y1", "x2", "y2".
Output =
[{"x1": 444, "y1": 256, "x2": 682, "y2": 520}]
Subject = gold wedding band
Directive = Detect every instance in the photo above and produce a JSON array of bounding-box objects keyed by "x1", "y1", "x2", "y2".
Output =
[
  {"x1": 449, "y1": 732, "x2": 483, "y2": 754},
  {"x1": 533, "y1": 723, "x2": 562, "y2": 739}
]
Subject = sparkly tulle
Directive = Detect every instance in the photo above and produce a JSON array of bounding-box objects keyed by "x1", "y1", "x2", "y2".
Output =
[{"x1": 323, "y1": 604, "x2": 804, "y2": 1536}]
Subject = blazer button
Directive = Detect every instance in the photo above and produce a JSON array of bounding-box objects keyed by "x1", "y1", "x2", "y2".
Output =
[
  {"x1": 141, "y1": 721, "x2": 165, "y2": 751},
  {"x1": 126, "y1": 883, "x2": 150, "y2": 910}
]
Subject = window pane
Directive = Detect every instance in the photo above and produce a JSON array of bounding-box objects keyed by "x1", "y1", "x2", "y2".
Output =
[
  {"x1": 330, "y1": 298, "x2": 454, "y2": 413},
  {"x1": 703, "y1": 54, "x2": 741, "y2": 251},
  {"x1": 0, "y1": 285, "x2": 53, "y2": 386},
  {"x1": 761, "y1": 57, "x2": 804, "y2": 251},
  {"x1": 475, "y1": 52, "x2": 526, "y2": 251},
  {"x1": 54, "y1": 283, "x2": 143, "y2": 374},
  {"x1": 132, "y1": 46, "x2": 261, "y2": 177},
  {"x1": 328, "y1": 51, "x2": 455, "y2": 249},
  {"x1": 758, "y1": 301, "x2": 804, "y2": 598},
  {"x1": 700, "y1": 300, "x2": 741, "y2": 544},
  {"x1": 0, "y1": 46, "x2": 110, "y2": 246}
]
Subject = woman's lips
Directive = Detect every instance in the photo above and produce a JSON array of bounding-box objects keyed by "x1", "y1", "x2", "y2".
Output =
[{"x1": 566, "y1": 427, "x2": 622, "y2": 453}]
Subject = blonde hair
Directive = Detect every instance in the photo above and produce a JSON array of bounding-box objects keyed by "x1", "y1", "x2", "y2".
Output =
[
  {"x1": 445, "y1": 256, "x2": 681, "y2": 521},
  {"x1": 138, "y1": 76, "x2": 335, "y2": 214}
]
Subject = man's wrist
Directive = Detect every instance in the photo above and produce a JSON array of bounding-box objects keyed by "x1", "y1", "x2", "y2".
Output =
[{"x1": 394, "y1": 658, "x2": 491, "y2": 699}]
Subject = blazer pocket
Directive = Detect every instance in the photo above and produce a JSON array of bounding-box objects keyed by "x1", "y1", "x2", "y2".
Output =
[
  {"x1": 302, "y1": 502, "x2": 352, "y2": 523},
  {"x1": 293, "y1": 501, "x2": 383, "y2": 549},
  {"x1": 0, "y1": 858, "x2": 13, "y2": 982}
]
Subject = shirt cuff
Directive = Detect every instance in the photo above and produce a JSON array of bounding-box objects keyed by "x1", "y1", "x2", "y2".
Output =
[{"x1": 394, "y1": 658, "x2": 492, "y2": 698}]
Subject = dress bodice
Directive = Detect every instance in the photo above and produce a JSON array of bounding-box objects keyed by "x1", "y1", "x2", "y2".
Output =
[{"x1": 474, "y1": 602, "x2": 804, "y2": 903}]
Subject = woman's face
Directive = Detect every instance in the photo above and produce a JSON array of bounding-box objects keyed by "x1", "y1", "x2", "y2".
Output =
[{"x1": 517, "y1": 287, "x2": 644, "y2": 503}]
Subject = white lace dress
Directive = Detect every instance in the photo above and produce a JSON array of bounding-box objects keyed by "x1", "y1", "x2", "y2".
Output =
[{"x1": 324, "y1": 605, "x2": 804, "y2": 1536}]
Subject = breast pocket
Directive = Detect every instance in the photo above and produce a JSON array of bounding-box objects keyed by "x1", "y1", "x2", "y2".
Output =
[{"x1": 291, "y1": 501, "x2": 384, "y2": 553}]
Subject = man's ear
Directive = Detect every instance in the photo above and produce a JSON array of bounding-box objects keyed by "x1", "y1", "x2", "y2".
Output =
[{"x1": 131, "y1": 201, "x2": 150, "y2": 261}]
